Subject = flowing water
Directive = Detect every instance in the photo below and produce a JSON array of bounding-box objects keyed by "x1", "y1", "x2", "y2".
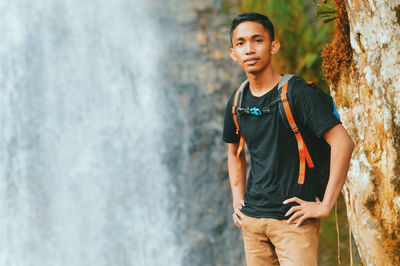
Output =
[{"x1": 0, "y1": 1, "x2": 180, "y2": 265}]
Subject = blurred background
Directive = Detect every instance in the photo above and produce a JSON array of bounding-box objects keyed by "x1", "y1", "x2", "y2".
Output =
[{"x1": 0, "y1": 0, "x2": 358, "y2": 265}]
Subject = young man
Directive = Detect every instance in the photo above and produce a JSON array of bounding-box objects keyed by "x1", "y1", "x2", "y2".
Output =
[{"x1": 223, "y1": 12, "x2": 354, "y2": 265}]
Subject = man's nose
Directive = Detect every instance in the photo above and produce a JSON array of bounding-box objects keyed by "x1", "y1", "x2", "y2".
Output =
[{"x1": 244, "y1": 42, "x2": 255, "y2": 54}]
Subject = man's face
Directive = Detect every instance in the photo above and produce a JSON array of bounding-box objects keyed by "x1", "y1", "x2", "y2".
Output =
[{"x1": 229, "y1": 21, "x2": 279, "y2": 74}]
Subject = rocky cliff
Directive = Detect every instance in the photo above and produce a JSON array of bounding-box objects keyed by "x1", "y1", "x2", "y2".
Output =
[{"x1": 155, "y1": 1, "x2": 246, "y2": 265}]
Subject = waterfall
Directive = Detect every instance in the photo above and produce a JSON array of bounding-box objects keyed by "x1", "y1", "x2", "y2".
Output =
[{"x1": 0, "y1": 0, "x2": 180, "y2": 265}]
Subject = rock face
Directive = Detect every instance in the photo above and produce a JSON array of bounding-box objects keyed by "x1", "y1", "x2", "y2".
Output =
[
  {"x1": 156, "y1": 1, "x2": 246, "y2": 265},
  {"x1": 0, "y1": 0, "x2": 245, "y2": 265},
  {"x1": 324, "y1": 0, "x2": 400, "y2": 265}
]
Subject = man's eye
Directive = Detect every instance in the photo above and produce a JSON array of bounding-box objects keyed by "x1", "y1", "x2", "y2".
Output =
[
  {"x1": 236, "y1": 42, "x2": 244, "y2": 46},
  {"x1": 255, "y1": 39, "x2": 263, "y2": 43}
]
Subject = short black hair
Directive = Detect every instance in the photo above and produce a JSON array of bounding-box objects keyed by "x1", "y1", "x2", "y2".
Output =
[{"x1": 230, "y1": 12, "x2": 275, "y2": 44}]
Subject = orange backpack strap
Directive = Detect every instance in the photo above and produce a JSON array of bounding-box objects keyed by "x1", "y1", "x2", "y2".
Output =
[
  {"x1": 232, "y1": 89, "x2": 241, "y2": 135},
  {"x1": 280, "y1": 81, "x2": 314, "y2": 184},
  {"x1": 232, "y1": 80, "x2": 248, "y2": 186}
]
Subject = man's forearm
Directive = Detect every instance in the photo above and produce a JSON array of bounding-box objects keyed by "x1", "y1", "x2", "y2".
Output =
[
  {"x1": 227, "y1": 146, "x2": 247, "y2": 207},
  {"x1": 322, "y1": 125, "x2": 355, "y2": 212}
]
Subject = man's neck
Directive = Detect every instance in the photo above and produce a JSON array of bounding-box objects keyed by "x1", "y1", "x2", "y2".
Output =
[{"x1": 246, "y1": 67, "x2": 282, "y2": 97}]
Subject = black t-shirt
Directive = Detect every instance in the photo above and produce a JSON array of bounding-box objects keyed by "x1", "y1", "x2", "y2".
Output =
[{"x1": 223, "y1": 77, "x2": 341, "y2": 219}]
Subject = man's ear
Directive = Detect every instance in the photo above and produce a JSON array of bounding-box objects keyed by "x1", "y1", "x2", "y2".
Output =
[
  {"x1": 229, "y1": 48, "x2": 238, "y2": 61},
  {"x1": 271, "y1": 40, "x2": 280, "y2": 55}
]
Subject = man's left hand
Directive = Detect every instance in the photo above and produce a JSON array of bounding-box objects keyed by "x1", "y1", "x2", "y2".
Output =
[{"x1": 283, "y1": 197, "x2": 331, "y2": 227}]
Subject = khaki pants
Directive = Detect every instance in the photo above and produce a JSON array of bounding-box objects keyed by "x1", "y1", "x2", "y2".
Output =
[{"x1": 241, "y1": 214, "x2": 320, "y2": 266}]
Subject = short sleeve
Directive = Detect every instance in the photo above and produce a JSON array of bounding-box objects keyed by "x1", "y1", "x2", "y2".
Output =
[
  {"x1": 293, "y1": 84, "x2": 341, "y2": 138},
  {"x1": 223, "y1": 92, "x2": 240, "y2": 143}
]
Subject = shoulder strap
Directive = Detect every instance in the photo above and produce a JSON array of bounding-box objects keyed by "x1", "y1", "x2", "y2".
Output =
[
  {"x1": 280, "y1": 79, "x2": 314, "y2": 185},
  {"x1": 232, "y1": 79, "x2": 248, "y2": 135},
  {"x1": 232, "y1": 79, "x2": 248, "y2": 186},
  {"x1": 278, "y1": 74, "x2": 294, "y2": 89}
]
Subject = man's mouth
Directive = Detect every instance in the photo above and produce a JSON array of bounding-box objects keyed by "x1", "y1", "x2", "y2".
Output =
[{"x1": 244, "y1": 58, "x2": 259, "y2": 65}]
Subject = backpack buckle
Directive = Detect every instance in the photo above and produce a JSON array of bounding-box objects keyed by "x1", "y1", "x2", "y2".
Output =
[
  {"x1": 290, "y1": 124, "x2": 299, "y2": 133},
  {"x1": 250, "y1": 107, "x2": 262, "y2": 116}
]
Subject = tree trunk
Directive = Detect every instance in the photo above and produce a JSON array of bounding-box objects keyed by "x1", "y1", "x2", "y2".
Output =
[{"x1": 323, "y1": 0, "x2": 400, "y2": 265}]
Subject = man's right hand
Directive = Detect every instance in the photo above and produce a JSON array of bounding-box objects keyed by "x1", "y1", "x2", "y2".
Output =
[{"x1": 232, "y1": 200, "x2": 245, "y2": 229}]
